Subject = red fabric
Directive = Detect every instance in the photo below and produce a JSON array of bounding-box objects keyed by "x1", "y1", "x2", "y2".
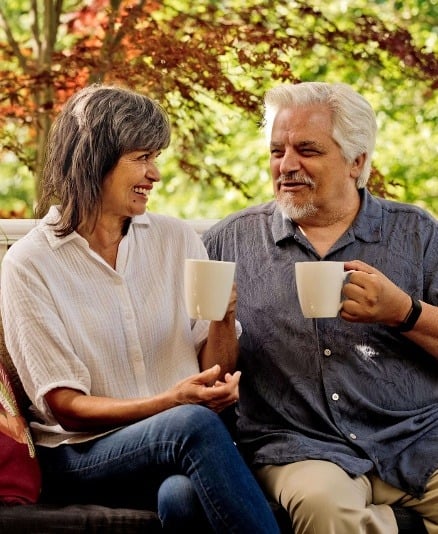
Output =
[{"x1": 0, "y1": 363, "x2": 41, "y2": 504}]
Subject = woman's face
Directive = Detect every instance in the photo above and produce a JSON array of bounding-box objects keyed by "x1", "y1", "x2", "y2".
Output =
[{"x1": 101, "y1": 150, "x2": 161, "y2": 218}]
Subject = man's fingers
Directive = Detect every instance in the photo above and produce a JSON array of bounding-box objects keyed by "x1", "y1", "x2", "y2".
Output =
[
  {"x1": 344, "y1": 259, "x2": 378, "y2": 275},
  {"x1": 195, "y1": 364, "x2": 221, "y2": 384}
]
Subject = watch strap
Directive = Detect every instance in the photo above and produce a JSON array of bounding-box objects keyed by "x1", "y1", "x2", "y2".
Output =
[{"x1": 396, "y1": 297, "x2": 422, "y2": 332}]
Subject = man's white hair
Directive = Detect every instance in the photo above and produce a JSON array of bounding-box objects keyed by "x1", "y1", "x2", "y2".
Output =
[{"x1": 263, "y1": 82, "x2": 377, "y2": 188}]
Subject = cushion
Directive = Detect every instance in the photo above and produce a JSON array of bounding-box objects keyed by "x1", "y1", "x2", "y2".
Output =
[
  {"x1": 0, "y1": 360, "x2": 41, "y2": 504},
  {"x1": 0, "y1": 504, "x2": 162, "y2": 533},
  {"x1": 0, "y1": 317, "x2": 30, "y2": 413}
]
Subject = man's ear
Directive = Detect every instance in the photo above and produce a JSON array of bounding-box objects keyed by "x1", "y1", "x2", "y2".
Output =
[{"x1": 350, "y1": 153, "x2": 366, "y2": 178}]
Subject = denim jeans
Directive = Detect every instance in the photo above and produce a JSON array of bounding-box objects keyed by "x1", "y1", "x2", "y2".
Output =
[
  {"x1": 37, "y1": 404, "x2": 279, "y2": 533},
  {"x1": 158, "y1": 474, "x2": 212, "y2": 532}
]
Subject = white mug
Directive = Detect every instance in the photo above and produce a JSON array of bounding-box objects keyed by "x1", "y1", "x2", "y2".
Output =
[
  {"x1": 295, "y1": 261, "x2": 351, "y2": 319},
  {"x1": 184, "y1": 259, "x2": 236, "y2": 321}
]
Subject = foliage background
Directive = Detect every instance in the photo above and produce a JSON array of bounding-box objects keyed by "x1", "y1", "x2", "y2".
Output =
[{"x1": 0, "y1": 0, "x2": 436, "y2": 220}]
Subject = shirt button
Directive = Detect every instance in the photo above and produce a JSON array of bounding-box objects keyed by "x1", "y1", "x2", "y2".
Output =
[
  {"x1": 349, "y1": 433, "x2": 357, "y2": 440},
  {"x1": 331, "y1": 393, "x2": 339, "y2": 401},
  {"x1": 324, "y1": 348, "x2": 332, "y2": 356}
]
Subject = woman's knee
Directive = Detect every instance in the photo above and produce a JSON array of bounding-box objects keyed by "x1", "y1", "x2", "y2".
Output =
[
  {"x1": 171, "y1": 404, "x2": 229, "y2": 441},
  {"x1": 158, "y1": 475, "x2": 198, "y2": 514},
  {"x1": 172, "y1": 403, "x2": 220, "y2": 425},
  {"x1": 158, "y1": 475, "x2": 209, "y2": 531}
]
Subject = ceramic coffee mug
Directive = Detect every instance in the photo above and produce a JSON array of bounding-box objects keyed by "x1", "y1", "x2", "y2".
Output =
[
  {"x1": 184, "y1": 259, "x2": 236, "y2": 321},
  {"x1": 295, "y1": 261, "x2": 351, "y2": 318}
]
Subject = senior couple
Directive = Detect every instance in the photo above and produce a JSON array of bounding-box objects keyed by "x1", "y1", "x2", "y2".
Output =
[{"x1": 1, "y1": 81, "x2": 437, "y2": 533}]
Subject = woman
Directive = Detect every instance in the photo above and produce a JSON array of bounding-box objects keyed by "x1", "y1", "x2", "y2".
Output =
[{"x1": 0, "y1": 85, "x2": 279, "y2": 533}]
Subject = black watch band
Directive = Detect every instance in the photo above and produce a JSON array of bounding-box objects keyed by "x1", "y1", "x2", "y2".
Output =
[{"x1": 396, "y1": 297, "x2": 422, "y2": 332}]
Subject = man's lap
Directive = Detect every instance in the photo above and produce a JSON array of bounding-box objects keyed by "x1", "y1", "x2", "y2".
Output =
[{"x1": 256, "y1": 460, "x2": 437, "y2": 534}]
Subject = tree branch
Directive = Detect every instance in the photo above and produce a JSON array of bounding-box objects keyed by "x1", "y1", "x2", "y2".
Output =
[{"x1": 0, "y1": 5, "x2": 28, "y2": 71}]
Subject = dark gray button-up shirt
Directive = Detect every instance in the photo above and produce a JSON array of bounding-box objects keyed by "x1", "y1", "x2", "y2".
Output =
[{"x1": 203, "y1": 190, "x2": 438, "y2": 497}]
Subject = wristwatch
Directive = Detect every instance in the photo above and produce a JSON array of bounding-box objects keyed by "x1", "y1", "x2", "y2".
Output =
[{"x1": 395, "y1": 297, "x2": 422, "y2": 332}]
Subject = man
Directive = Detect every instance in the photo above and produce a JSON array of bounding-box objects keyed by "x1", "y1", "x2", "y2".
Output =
[{"x1": 203, "y1": 82, "x2": 438, "y2": 533}]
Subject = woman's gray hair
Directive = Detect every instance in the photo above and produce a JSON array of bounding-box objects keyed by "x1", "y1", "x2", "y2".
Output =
[
  {"x1": 263, "y1": 82, "x2": 377, "y2": 188},
  {"x1": 38, "y1": 84, "x2": 171, "y2": 235}
]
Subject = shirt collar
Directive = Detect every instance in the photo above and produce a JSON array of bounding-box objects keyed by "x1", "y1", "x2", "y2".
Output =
[
  {"x1": 351, "y1": 189, "x2": 383, "y2": 243},
  {"x1": 272, "y1": 205, "x2": 296, "y2": 244},
  {"x1": 271, "y1": 189, "x2": 383, "y2": 246},
  {"x1": 40, "y1": 207, "x2": 152, "y2": 250}
]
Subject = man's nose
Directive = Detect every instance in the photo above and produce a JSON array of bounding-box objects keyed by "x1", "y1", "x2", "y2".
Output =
[{"x1": 279, "y1": 149, "x2": 300, "y2": 175}]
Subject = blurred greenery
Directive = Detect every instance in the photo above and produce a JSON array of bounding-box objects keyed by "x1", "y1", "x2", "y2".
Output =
[{"x1": 0, "y1": 0, "x2": 436, "y2": 219}]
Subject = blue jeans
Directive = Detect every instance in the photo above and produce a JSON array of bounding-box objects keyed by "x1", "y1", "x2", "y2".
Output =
[
  {"x1": 158, "y1": 474, "x2": 212, "y2": 532},
  {"x1": 37, "y1": 404, "x2": 279, "y2": 533}
]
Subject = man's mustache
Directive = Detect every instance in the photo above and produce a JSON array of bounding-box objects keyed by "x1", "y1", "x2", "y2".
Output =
[{"x1": 276, "y1": 173, "x2": 315, "y2": 187}]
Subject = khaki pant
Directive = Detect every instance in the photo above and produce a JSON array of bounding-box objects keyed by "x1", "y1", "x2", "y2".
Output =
[{"x1": 257, "y1": 460, "x2": 438, "y2": 534}]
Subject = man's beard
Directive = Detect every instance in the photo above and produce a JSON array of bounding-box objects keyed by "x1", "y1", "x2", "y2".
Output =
[
  {"x1": 277, "y1": 195, "x2": 318, "y2": 220},
  {"x1": 275, "y1": 172, "x2": 318, "y2": 221}
]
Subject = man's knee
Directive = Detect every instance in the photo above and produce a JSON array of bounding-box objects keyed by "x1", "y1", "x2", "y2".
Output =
[
  {"x1": 258, "y1": 460, "x2": 370, "y2": 515},
  {"x1": 258, "y1": 461, "x2": 397, "y2": 534}
]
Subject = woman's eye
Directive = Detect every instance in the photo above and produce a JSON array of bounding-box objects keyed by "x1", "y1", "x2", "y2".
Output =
[{"x1": 138, "y1": 151, "x2": 161, "y2": 161}]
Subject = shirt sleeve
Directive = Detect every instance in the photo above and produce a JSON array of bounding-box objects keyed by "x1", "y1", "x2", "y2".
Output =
[{"x1": 0, "y1": 248, "x2": 91, "y2": 421}]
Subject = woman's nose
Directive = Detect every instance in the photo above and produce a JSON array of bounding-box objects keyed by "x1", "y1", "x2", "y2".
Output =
[{"x1": 146, "y1": 162, "x2": 160, "y2": 182}]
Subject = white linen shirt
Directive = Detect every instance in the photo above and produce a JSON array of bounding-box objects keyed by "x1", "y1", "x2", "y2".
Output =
[{"x1": 0, "y1": 207, "x2": 213, "y2": 447}]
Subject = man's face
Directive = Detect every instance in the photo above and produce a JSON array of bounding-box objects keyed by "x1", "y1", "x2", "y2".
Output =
[{"x1": 270, "y1": 104, "x2": 362, "y2": 223}]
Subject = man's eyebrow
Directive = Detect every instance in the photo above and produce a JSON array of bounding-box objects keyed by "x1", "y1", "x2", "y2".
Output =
[
  {"x1": 270, "y1": 140, "x2": 325, "y2": 149},
  {"x1": 296, "y1": 140, "x2": 324, "y2": 149}
]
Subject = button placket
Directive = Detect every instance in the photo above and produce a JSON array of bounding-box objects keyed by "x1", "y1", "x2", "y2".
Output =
[
  {"x1": 119, "y1": 280, "x2": 147, "y2": 390},
  {"x1": 319, "y1": 337, "x2": 361, "y2": 446}
]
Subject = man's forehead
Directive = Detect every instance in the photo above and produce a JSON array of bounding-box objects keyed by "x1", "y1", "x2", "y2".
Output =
[
  {"x1": 271, "y1": 106, "x2": 333, "y2": 145},
  {"x1": 273, "y1": 104, "x2": 332, "y2": 130}
]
